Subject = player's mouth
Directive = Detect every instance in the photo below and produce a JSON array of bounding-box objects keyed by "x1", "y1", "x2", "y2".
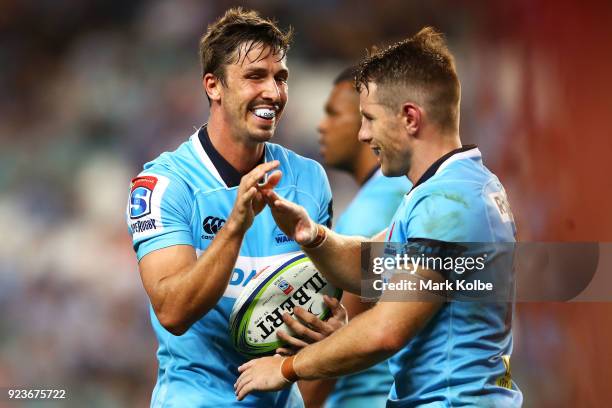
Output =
[{"x1": 250, "y1": 106, "x2": 278, "y2": 122}]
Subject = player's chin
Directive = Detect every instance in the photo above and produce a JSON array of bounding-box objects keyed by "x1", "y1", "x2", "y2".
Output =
[
  {"x1": 382, "y1": 162, "x2": 407, "y2": 177},
  {"x1": 248, "y1": 119, "x2": 277, "y2": 138},
  {"x1": 248, "y1": 126, "x2": 275, "y2": 142}
]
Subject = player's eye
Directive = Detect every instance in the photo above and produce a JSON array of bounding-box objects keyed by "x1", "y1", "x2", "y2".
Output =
[{"x1": 362, "y1": 113, "x2": 373, "y2": 121}]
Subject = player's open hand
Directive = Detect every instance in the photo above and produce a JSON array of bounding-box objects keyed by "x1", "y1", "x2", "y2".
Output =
[
  {"x1": 235, "y1": 355, "x2": 288, "y2": 400},
  {"x1": 260, "y1": 187, "x2": 318, "y2": 246},
  {"x1": 275, "y1": 295, "x2": 347, "y2": 355},
  {"x1": 227, "y1": 160, "x2": 280, "y2": 234}
]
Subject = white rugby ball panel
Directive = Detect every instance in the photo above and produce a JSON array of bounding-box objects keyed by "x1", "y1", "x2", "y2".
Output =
[{"x1": 229, "y1": 253, "x2": 341, "y2": 356}]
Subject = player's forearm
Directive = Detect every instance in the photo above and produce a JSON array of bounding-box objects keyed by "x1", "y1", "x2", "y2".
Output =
[
  {"x1": 293, "y1": 296, "x2": 443, "y2": 380},
  {"x1": 303, "y1": 228, "x2": 365, "y2": 294},
  {"x1": 293, "y1": 309, "x2": 398, "y2": 380},
  {"x1": 155, "y1": 222, "x2": 244, "y2": 334}
]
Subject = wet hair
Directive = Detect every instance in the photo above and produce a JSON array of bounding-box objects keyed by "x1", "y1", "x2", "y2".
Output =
[
  {"x1": 199, "y1": 7, "x2": 293, "y2": 88},
  {"x1": 356, "y1": 27, "x2": 460, "y2": 132}
]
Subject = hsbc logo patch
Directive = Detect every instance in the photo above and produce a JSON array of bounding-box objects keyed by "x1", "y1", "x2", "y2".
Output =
[{"x1": 202, "y1": 216, "x2": 226, "y2": 239}]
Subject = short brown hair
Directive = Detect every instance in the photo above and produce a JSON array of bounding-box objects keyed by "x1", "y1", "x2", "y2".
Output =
[
  {"x1": 356, "y1": 27, "x2": 460, "y2": 132},
  {"x1": 199, "y1": 7, "x2": 293, "y2": 85}
]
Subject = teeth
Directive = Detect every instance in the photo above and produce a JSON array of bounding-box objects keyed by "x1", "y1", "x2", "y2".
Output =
[{"x1": 253, "y1": 108, "x2": 276, "y2": 119}]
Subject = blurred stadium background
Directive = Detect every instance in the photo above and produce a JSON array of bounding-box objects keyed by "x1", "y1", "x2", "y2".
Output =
[{"x1": 1, "y1": 0, "x2": 611, "y2": 406}]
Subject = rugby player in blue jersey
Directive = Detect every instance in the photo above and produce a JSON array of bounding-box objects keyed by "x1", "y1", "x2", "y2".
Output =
[
  {"x1": 236, "y1": 27, "x2": 523, "y2": 407},
  {"x1": 297, "y1": 67, "x2": 410, "y2": 408},
  {"x1": 126, "y1": 8, "x2": 345, "y2": 407}
]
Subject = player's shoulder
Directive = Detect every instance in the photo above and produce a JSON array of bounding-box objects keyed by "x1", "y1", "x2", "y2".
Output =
[
  {"x1": 409, "y1": 155, "x2": 497, "y2": 207},
  {"x1": 266, "y1": 142, "x2": 327, "y2": 181},
  {"x1": 133, "y1": 143, "x2": 192, "y2": 196},
  {"x1": 143, "y1": 132, "x2": 197, "y2": 173},
  {"x1": 134, "y1": 129, "x2": 226, "y2": 195},
  {"x1": 402, "y1": 157, "x2": 514, "y2": 241}
]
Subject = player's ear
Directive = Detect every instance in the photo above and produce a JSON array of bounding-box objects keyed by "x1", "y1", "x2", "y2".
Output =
[
  {"x1": 401, "y1": 103, "x2": 421, "y2": 136},
  {"x1": 203, "y1": 73, "x2": 222, "y2": 102}
]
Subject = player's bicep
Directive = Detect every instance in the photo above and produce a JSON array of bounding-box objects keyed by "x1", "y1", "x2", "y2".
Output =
[
  {"x1": 138, "y1": 244, "x2": 197, "y2": 307},
  {"x1": 373, "y1": 278, "x2": 443, "y2": 349},
  {"x1": 372, "y1": 268, "x2": 446, "y2": 351}
]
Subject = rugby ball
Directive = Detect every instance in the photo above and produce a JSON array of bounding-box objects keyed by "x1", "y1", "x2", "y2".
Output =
[{"x1": 229, "y1": 253, "x2": 341, "y2": 357}]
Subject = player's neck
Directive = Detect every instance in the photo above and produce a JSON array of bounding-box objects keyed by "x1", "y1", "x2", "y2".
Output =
[
  {"x1": 207, "y1": 117, "x2": 265, "y2": 174},
  {"x1": 352, "y1": 145, "x2": 379, "y2": 186},
  {"x1": 407, "y1": 131, "x2": 461, "y2": 185}
]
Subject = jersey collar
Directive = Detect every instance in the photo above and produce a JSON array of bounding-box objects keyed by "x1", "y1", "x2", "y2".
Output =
[
  {"x1": 408, "y1": 145, "x2": 480, "y2": 193},
  {"x1": 193, "y1": 125, "x2": 266, "y2": 188}
]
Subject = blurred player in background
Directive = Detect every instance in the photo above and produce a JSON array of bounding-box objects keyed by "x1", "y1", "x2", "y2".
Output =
[
  {"x1": 126, "y1": 8, "x2": 344, "y2": 407},
  {"x1": 236, "y1": 27, "x2": 523, "y2": 407},
  {"x1": 298, "y1": 67, "x2": 410, "y2": 408}
]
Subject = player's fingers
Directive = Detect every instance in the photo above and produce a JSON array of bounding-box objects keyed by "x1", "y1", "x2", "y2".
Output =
[
  {"x1": 277, "y1": 328, "x2": 310, "y2": 347},
  {"x1": 252, "y1": 190, "x2": 266, "y2": 214},
  {"x1": 240, "y1": 186, "x2": 258, "y2": 205},
  {"x1": 235, "y1": 376, "x2": 247, "y2": 400},
  {"x1": 238, "y1": 360, "x2": 254, "y2": 373},
  {"x1": 236, "y1": 380, "x2": 253, "y2": 401},
  {"x1": 234, "y1": 372, "x2": 250, "y2": 392},
  {"x1": 242, "y1": 160, "x2": 280, "y2": 189},
  {"x1": 271, "y1": 196, "x2": 297, "y2": 212},
  {"x1": 324, "y1": 295, "x2": 347, "y2": 321},
  {"x1": 277, "y1": 328, "x2": 310, "y2": 348},
  {"x1": 294, "y1": 306, "x2": 326, "y2": 331},
  {"x1": 258, "y1": 170, "x2": 282, "y2": 190},
  {"x1": 282, "y1": 312, "x2": 324, "y2": 342},
  {"x1": 323, "y1": 294, "x2": 339, "y2": 309},
  {"x1": 265, "y1": 191, "x2": 293, "y2": 213},
  {"x1": 294, "y1": 307, "x2": 331, "y2": 337}
]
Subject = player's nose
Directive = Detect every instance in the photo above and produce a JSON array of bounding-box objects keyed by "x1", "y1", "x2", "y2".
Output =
[
  {"x1": 261, "y1": 77, "x2": 282, "y2": 102},
  {"x1": 358, "y1": 125, "x2": 371, "y2": 143},
  {"x1": 317, "y1": 118, "x2": 327, "y2": 136}
]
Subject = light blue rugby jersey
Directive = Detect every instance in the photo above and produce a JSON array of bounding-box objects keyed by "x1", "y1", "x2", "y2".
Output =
[
  {"x1": 327, "y1": 169, "x2": 410, "y2": 408},
  {"x1": 126, "y1": 127, "x2": 332, "y2": 408},
  {"x1": 385, "y1": 146, "x2": 523, "y2": 408}
]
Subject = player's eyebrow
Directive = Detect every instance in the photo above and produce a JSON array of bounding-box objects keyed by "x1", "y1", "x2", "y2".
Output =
[{"x1": 243, "y1": 67, "x2": 269, "y2": 77}]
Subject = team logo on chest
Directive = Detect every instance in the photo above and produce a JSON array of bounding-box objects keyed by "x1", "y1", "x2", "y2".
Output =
[{"x1": 202, "y1": 215, "x2": 226, "y2": 239}]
